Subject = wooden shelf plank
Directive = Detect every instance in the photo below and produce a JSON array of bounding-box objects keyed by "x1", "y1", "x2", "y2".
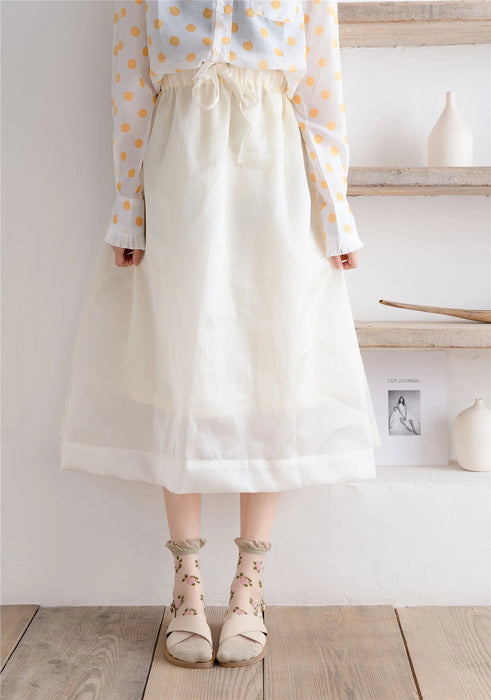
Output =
[
  {"x1": 355, "y1": 321, "x2": 491, "y2": 348},
  {"x1": 339, "y1": 1, "x2": 491, "y2": 46},
  {"x1": 347, "y1": 167, "x2": 491, "y2": 195}
]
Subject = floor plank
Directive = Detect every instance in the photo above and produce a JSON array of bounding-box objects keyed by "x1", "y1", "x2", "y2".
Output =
[
  {"x1": 264, "y1": 605, "x2": 419, "y2": 700},
  {"x1": 397, "y1": 606, "x2": 491, "y2": 700},
  {"x1": 0, "y1": 606, "x2": 163, "y2": 700},
  {"x1": 0, "y1": 605, "x2": 39, "y2": 671},
  {"x1": 144, "y1": 605, "x2": 264, "y2": 699}
]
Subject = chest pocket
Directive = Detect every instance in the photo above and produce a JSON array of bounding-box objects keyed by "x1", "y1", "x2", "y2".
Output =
[{"x1": 249, "y1": 0, "x2": 299, "y2": 23}]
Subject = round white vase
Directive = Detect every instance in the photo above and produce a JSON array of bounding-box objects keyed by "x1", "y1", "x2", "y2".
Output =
[
  {"x1": 428, "y1": 90, "x2": 473, "y2": 166},
  {"x1": 452, "y1": 398, "x2": 491, "y2": 472}
]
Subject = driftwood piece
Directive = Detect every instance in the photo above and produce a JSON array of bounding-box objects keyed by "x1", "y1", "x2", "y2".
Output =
[{"x1": 378, "y1": 300, "x2": 491, "y2": 323}]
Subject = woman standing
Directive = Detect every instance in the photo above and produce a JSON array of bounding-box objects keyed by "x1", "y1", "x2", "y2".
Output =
[{"x1": 60, "y1": 0, "x2": 381, "y2": 668}]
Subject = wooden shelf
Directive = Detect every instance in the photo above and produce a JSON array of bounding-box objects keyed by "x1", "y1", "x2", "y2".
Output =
[
  {"x1": 354, "y1": 321, "x2": 491, "y2": 348},
  {"x1": 347, "y1": 167, "x2": 491, "y2": 195},
  {"x1": 339, "y1": 1, "x2": 491, "y2": 47}
]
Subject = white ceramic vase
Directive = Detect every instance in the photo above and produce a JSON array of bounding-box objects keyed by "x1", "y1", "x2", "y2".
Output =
[
  {"x1": 452, "y1": 398, "x2": 491, "y2": 472},
  {"x1": 428, "y1": 90, "x2": 473, "y2": 166}
]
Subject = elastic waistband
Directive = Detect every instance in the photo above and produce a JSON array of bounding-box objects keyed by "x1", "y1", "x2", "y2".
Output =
[{"x1": 160, "y1": 62, "x2": 287, "y2": 93}]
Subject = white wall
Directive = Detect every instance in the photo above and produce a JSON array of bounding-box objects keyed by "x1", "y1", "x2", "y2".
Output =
[{"x1": 2, "y1": 1, "x2": 490, "y2": 607}]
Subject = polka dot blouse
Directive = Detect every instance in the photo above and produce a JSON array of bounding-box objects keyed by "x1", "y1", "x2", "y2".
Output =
[{"x1": 106, "y1": 0, "x2": 364, "y2": 257}]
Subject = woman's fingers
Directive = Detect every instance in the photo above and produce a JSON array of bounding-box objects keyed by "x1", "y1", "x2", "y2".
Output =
[
  {"x1": 329, "y1": 251, "x2": 358, "y2": 270},
  {"x1": 111, "y1": 246, "x2": 145, "y2": 267},
  {"x1": 132, "y1": 249, "x2": 145, "y2": 266}
]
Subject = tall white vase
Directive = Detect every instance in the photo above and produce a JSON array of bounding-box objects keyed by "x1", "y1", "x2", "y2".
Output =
[
  {"x1": 428, "y1": 90, "x2": 473, "y2": 166},
  {"x1": 452, "y1": 398, "x2": 491, "y2": 472}
]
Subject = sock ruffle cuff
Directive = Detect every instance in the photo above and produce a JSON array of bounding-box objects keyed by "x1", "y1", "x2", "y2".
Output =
[
  {"x1": 234, "y1": 537, "x2": 271, "y2": 554},
  {"x1": 164, "y1": 537, "x2": 207, "y2": 555}
]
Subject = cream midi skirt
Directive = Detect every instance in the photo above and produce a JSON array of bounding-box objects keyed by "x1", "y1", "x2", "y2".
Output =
[{"x1": 59, "y1": 63, "x2": 381, "y2": 494}]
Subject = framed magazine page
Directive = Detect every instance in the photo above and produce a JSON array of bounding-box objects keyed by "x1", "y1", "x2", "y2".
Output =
[{"x1": 362, "y1": 350, "x2": 448, "y2": 466}]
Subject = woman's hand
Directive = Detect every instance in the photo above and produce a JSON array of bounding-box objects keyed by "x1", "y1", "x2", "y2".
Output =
[
  {"x1": 329, "y1": 251, "x2": 358, "y2": 270},
  {"x1": 110, "y1": 246, "x2": 145, "y2": 267}
]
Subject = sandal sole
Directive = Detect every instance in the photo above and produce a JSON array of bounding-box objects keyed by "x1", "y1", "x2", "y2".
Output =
[
  {"x1": 216, "y1": 640, "x2": 267, "y2": 667},
  {"x1": 164, "y1": 639, "x2": 216, "y2": 668}
]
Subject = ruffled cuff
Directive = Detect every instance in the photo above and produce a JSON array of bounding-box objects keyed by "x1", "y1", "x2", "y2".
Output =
[
  {"x1": 164, "y1": 538, "x2": 207, "y2": 555},
  {"x1": 317, "y1": 196, "x2": 364, "y2": 258},
  {"x1": 105, "y1": 194, "x2": 146, "y2": 250},
  {"x1": 234, "y1": 537, "x2": 272, "y2": 554}
]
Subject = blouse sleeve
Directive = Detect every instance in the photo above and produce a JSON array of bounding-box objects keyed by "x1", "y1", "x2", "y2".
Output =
[
  {"x1": 291, "y1": 0, "x2": 363, "y2": 257},
  {"x1": 104, "y1": 0, "x2": 158, "y2": 250}
]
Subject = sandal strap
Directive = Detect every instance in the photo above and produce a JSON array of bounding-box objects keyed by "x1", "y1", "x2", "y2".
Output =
[
  {"x1": 219, "y1": 613, "x2": 267, "y2": 645},
  {"x1": 166, "y1": 614, "x2": 213, "y2": 647}
]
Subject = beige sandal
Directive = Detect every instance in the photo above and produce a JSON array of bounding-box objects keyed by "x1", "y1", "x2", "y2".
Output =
[
  {"x1": 163, "y1": 537, "x2": 216, "y2": 668},
  {"x1": 164, "y1": 615, "x2": 216, "y2": 668},
  {"x1": 217, "y1": 600, "x2": 267, "y2": 667}
]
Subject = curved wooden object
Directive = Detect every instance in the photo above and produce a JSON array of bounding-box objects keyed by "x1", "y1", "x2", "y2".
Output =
[{"x1": 378, "y1": 300, "x2": 491, "y2": 324}]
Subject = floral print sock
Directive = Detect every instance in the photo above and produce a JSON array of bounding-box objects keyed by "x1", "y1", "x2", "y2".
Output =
[
  {"x1": 217, "y1": 537, "x2": 271, "y2": 663},
  {"x1": 164, "y1": 537, "x2": 212, "y2": 663}
]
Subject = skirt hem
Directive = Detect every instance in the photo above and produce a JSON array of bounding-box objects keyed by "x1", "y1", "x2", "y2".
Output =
[{"x1": 59, "y1": 441, "x2": 377, "y2": 494}]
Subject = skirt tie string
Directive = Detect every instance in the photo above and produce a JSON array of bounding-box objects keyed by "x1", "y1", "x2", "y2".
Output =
[{"x1": 191, "y1": 60, "x2": 261, "y2": 167}]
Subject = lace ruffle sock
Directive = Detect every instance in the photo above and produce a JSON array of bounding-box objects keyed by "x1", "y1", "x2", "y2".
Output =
[
  {"x1": 217, "y1": 537, "x2": 271, "y2": 666},
  {"x1": 164, "y1": 537, "x2": 215, "y2": 667}
]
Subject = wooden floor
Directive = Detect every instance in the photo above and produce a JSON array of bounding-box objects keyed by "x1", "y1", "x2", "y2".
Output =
[{"x1": 0, "y1": 605, "x2": 489, "y2": 699}]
